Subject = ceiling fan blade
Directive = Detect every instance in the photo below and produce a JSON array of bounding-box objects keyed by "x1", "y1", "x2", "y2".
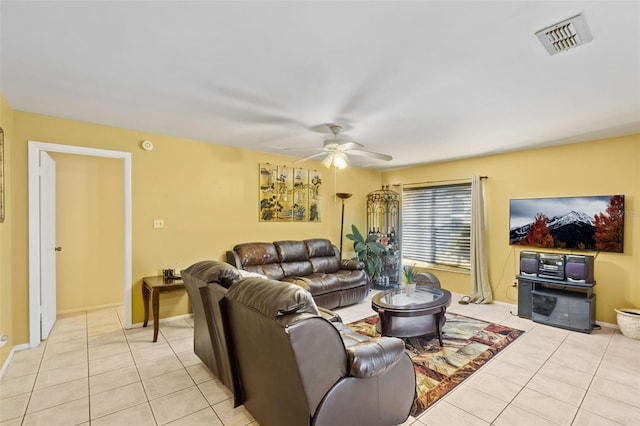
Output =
[
  {"x1": 347, "y1": 149, "x2": 393, "y2": 161},
  {"x1": 294, "y1": 152, "x2": 327, "y2": 163},
  {"x1": 337, "y1": 141, "x2": 364, "y2": 151}
]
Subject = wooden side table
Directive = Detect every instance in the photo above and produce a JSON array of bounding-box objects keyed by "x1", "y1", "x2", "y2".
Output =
[{"x1": 142, "y1": 276, "x2": 185, "y2": 342}]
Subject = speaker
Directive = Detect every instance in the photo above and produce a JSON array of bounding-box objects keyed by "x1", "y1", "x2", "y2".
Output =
[
  {"x1": 565, "y1": 255, "x2": 595, "y2": 283},
  {"x1": 519, "y1": 251, "x2": 539, "y2": 276},
  {"x1": 517, "y1": 278, "x2": 533, "y2": 319}
]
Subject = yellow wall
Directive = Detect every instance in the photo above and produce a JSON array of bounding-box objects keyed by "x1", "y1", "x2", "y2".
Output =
[
  {"x1": 9, "y1": 111, "x2": 381, "y2": 346},
  {"x1": 383, "y1": 134, "x2": 640, "y2": 323},
  {"x1": 2, "y1": 93, "x2": 638, "y2": 370},
  {"x1": 0, "y1": 93, "x2": 15, "y2": 367},
  {"x1": 50, "y1": 153, "x2": 124, "y2": 312}
]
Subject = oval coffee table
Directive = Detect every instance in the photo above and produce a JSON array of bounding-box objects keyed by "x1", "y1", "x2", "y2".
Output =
[{"x1": 372, "y1": 286, "x2": 452, "y2": 345}]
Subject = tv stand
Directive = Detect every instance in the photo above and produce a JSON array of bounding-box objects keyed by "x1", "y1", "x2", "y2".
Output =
[{"x1": 517, "y1": 275, "x2": 595, "y2": 333}]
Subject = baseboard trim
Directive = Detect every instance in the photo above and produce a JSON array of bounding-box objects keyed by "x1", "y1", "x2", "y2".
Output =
[
  {"x1": 595, "y1": 320, "x2": 618, "y2": 329},
  {"x1": 57, "y1": 302, "x2": 124, "y2": 315},
  {"x1": 130, "y1": 313, "x2": 193, "y2": 329},
  {"x1": 0, "y1": 343, "x2": 31, "y2": 380}
]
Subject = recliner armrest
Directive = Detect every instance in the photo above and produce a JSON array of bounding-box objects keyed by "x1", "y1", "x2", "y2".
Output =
[
  {"x1": 346, "y1": 337, "x2": 406, "y2": 378},
  {"x1": 339, "y1": 259, "x2": 364, "y2": 270},
  {"x1": 332, "y1": 322, "x2": 405, "y2": 378},
  {"x1": 318, "y1": 307, "x2": 343, "y2": 323}
]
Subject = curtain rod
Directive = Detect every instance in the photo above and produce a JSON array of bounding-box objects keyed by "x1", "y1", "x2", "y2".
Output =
[{"x1": 399, "y1": 176, "x2": 487, "y2": 187}]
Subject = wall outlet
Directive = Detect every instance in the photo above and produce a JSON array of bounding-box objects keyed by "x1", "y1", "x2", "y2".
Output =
[{"x1": 153, "y1": 219, "x2": 165, "y2": 229}]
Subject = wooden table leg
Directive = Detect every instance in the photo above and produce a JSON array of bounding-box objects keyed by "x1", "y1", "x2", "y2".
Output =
[
  {"x1": 152, "y1": 288, "x2": 160, "y2": 342},
  {"x1": 378, "y1": 308, "x2": 390, "y2": 336},
  {"x1": 142, "y1": 282, "x2": 150, "y2": 327},
  {"x1": 435, "y1": 308, "x2": 445, "y2": 346}
]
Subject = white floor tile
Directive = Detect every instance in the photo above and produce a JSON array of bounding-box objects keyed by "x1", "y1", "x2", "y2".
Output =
[
  {"x1": 2, "y1": 300, "x2": 640, "y2": 426},
  {"x1": 512, "y1": 388, "x2": 579, "y2": 426},
  {"x1": 581, "y1": 389, "x2": 640, "y2": 424},
  {"x1": 149, "y1": 386, "x2": 210, "y2": 425},
  {"x1": 419, "y1": 400, "x2": 489, "y2": 426}
]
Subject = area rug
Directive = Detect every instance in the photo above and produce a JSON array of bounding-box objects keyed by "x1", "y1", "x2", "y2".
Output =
[{"x1": 347, "y1": 312, "x2": 524, "y2": 417}]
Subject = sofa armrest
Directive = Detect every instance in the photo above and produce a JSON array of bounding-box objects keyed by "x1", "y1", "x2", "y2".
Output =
[
  {"x1": 339, "y1": 259, "x2": 364, "y2": 270},
  {"x1": 346, "y1": 336, "x2": 406, "y2": 378},
  {"x1": 226, "y1": 250, "x2": 243, "y2": 269}
]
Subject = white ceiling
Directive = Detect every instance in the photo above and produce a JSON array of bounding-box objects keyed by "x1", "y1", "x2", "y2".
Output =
[{"x1": 1, "y1": 1, "x2": 639, "y2": 170}]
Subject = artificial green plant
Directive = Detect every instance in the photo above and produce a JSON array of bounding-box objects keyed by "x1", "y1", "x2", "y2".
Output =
[{"x1": 346, "y1": 224, "x2": 384, "y2": 280}]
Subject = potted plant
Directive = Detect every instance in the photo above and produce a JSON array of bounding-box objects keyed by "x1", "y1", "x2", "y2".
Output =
[
  {"x1": 402, "y1": 263, "x2": 417, "y2": 295},
  {"x1": 346, "y1": 225, "x2": 384, "y2": 282}
]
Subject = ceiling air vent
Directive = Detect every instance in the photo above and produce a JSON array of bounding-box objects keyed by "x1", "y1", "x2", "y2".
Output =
[{"x1": 535, "y1": 13, "x2": 593, "y2": 55}]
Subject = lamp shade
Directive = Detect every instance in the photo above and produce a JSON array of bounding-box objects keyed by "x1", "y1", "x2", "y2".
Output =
[{"x1": 321, "y1": 150, "x2": 349, "y2": 169}]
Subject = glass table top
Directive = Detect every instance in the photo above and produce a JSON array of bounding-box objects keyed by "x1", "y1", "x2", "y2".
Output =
[{"x1": 374, "y1": 286, "x2": 451, "y2": 311}]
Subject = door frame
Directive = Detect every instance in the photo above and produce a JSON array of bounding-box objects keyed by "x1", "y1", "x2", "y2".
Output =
[{"x1": 28, "y1": 141, "x2": 132, "y2": 347}]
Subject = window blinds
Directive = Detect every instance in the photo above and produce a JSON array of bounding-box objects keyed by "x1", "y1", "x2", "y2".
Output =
[{"x1": 402, "y1": 183, "x2": 472, "y2": 269}]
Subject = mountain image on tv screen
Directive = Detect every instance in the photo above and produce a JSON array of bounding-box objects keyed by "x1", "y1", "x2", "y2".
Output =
[{"x1": 509, "y1": 195, "x2": 624, "y2": 253}]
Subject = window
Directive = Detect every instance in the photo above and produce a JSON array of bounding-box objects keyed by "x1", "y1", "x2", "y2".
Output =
[{"x1": 401, "y1": 183, "x2": 472, "y2": 270}]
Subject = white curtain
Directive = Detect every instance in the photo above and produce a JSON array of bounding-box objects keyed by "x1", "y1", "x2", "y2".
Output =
[{"x1": 469, "y1": 175, "x2": 493, "y2": 303}]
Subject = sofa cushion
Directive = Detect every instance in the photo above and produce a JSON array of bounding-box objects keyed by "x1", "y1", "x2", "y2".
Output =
[
  {"x1": 284, "y1": 273, "x2": 341, "y2": 296},
  {"x1": 334, "y1": 269, "x2": 368, "y2": 290},
  {"x1": 274, "y1": 240, "x2": 310, "y2": 262},
  {"x1": 281, "y1": 261, "x2": 313, "y2": 277},
  {"x1": 233, "y1": 243, "x2": 286, "y2": 280},
  {"x1": 304, "y1": 238, "x2": 336, "y2": 257},
  {"x1": 234, "y1": 242, "x2": 280, "y2": 266},
  {"x1": 310, "y1": 256, "x2": 340, "y2": 274},
  {"x1": 243, "y1": 264, "x2": 286, "y2": 281},
  {"x1": 227, "y1": 277, "x2": 320, "y2": 317},
  {"x1": 181, "y1": 260, "x2": 242, "y2": 289}
]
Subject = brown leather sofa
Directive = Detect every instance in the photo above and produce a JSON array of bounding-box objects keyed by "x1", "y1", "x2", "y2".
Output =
[
  {"x1": 226, "y1": 238, "x2": 369, "y2": 309},
  {"x1": 222, "y1": 276, "x2": 416, "y2": 426}
]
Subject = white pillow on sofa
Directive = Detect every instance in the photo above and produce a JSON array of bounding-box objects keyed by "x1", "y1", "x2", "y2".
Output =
[{"x1": 238, "y1": 269, "x2": 268, "y2": 279}]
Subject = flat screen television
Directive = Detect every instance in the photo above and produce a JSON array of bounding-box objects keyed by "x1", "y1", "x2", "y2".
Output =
[{"x1": 509, "y1": 195, "x2": 624, "y2": 253}]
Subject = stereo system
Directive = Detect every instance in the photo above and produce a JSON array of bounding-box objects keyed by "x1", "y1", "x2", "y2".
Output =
[
  {"x1": 519, "y1": 251, "x2": 595, "y2": 283},
  {"x1": 538, "y1": 253, "x2": 565, "y2": 280}
]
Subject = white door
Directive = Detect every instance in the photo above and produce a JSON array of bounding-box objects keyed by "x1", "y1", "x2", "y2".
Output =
[
  {"x1": 40, "y1": 151, "x2": 57, "y2": 338},
  {"x1": 29, "y1": 142, "x2": 132, "y2": 347}
]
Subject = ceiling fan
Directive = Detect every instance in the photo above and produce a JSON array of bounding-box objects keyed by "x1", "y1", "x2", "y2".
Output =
[{"x1": 298, "y1": 124, "x2": 393, "y2": 169}]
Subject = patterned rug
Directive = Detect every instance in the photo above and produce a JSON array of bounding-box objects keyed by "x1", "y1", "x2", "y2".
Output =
[{"x1": 347, "y1": 312, "x2": 524, "y2": 417}]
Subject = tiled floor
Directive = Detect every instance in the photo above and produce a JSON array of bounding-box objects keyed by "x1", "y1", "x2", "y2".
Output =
[{"x1": 1, "y1": 290, "x2": 639, "y2": 425}]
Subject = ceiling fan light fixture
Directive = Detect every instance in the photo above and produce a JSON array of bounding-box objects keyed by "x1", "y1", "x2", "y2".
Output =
[
  {"x1": 321, "y1": 152, "x2": 334, "y2": 168},
  {"x1": 321, "y1": 150, "x2": 349, "y2": 169},
  {"x1": 333, "y1": 152, "x2": 349, "y2": 169}
]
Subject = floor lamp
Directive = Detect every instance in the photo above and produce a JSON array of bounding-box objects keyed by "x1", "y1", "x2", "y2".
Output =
[{"x1": 336, "y1": 193, "x2": 353, "y2": 257}]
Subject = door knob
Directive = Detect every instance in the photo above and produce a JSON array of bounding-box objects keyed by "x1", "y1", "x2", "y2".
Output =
[{"x1": 55, "y1": 247, "x2": 62, "y2": 252}]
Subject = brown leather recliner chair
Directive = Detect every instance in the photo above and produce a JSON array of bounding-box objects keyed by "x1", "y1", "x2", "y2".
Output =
[
  {"x1": 181, "y1": 261, "x2": 242, "y2": 393},
  {"x1": 222, "y1": 277, "x2": 416, "y2": 426}
]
